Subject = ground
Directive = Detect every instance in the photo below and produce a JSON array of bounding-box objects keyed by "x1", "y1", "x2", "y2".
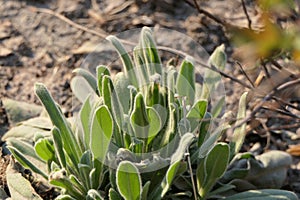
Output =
[{"x1": 0, "y1": 0, "x2": 300, "y2": 199}]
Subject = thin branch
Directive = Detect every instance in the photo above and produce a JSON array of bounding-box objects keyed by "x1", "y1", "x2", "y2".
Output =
[
  {"x1": 241, "y1": 0, "x2": 252, "y2": 30},
  {"x1": 261, "y1": 107, "x2": 300, "y2": 119},
  {"x1": 30, "y1": 7, "x2": 109, "y2": 39},
  {"x1": 259, "y1": 119, "x2": 271, "y2": 150},
  {"x1": 272, "y1": 96, "x2": 300, "y2": 112},
  {"x1": 236, "y1": 61, "x2": 255, "y2": 88},
  {"x1": 184, "y1": 0, "x2": 226, "y2": 26},
  {"x1": 187, "y1": 152, "x2": 198, "y2": 200},
  {"x1": 259, "y1": 123, "x2": 300, "y2": 133}
]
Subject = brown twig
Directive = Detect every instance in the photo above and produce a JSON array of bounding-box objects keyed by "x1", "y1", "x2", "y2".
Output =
[
  {"x1": 261, "y1": 107, "x2": 300, "y2": 119},
  {"x1": 259, "y1": 119, "x2": 271, "y2": 151},
  {"x1": 272, "y1": 96, "x2": 300, "y2": 112},
  {"x1": 241, "y1": 0, "x2": 252, "y2": 30},
  {"x1": 183, "y1": 0, "x2": 226, "y2": 26},
  {"x1": 260, "y1": 123, "x2": 300, "y2": 132},
  {"x1": 30, "y1": 7, "x2": 109, "y2": 39},
  {"x1": 236, "y1": 61, "x2": 255, "y2": 88}
]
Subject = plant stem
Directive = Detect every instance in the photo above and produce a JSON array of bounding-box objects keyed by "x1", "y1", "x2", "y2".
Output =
[
  {"x1": 181, "y1": 96, "x2": 198, "y2": 200},
  {"x1": 187, "y1": 151, "x2": 198, "y2": 200}
]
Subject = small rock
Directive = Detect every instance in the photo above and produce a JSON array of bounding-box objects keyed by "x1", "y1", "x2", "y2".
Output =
[{"x1": 0, "y1": 45, "x2": 12, "y2": 57}]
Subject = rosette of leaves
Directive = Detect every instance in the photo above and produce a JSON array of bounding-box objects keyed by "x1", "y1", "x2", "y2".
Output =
[{"x1": 4, "y1": 27, "x2": 297, "y2": 200}]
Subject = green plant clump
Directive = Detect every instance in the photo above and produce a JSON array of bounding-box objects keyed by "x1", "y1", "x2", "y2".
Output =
[{"x1": 5, "y1": 27, "x2": 297, "y2": 200}]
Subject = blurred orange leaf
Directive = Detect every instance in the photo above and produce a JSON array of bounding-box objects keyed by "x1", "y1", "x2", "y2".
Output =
[{"x1": 287, "y1": 145, "x2": 300, "y2": 156}]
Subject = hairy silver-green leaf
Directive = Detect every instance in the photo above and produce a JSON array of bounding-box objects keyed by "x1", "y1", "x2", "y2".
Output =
[
  {"x1": 7, "y1": 146, "x2": 48, "y2": 179},
  {"x1": 187, "y1": 100, "x2": 208, "y2": 132},
  {"x1": 102, "y1": 75, "x2": 124, "y2": 145},
  {"x1": 130, "y1": 93, "x2": 149, "y2": 139},
  {"x1": 86, "y1": 189, "x2": 104, "y2": 200},
  {"x1": 176, "y1": 59, "x2": 195, "y2": 105},
  {"x1": 106, "y1": 35, "x2": 138, "y2": 87},
  {"x1": 171, "y1": 132, "x2": 194, "y2": 164},
  {"x1": 160, "y1": 103, "x2": 177, "y2": 147},
  {"x1": 55, "y1": 195, "x2": 77, "y2": 200},
  {"x1": 73, "y1": 68, "x2": 98, "y2": 94},
  {"x1": 141, "y1": 27, "x2": 162, "y2": 75},
  {"x1": 2, "y1": 117, "x2": 51, "y2": 141},
  {"x1": 52, "y1": 127, "x2": 66, "y2": 168},
  {"x1": 198, "y1": 124, "x2": 230, "y2": 158},
  {"x1": 109, "y1": 188, "x2": 122, "y2": 200},
  {"x1": 201, "y1": 44, "x2": 226, "y2": 100},
  {"x1": 141, "y1": 181, "x2": 151, "y2": 200},
  {"x1": 245, "y1": 151, "x2": 292, "y2": 189},
  {"x1": 90, "y1": 105, "x2": 113, "y2": 162},
  {"x1": 116, "y1": 161, "x2": 142, "y2": 200},
  {"x1": 80, "y1": 95, "x2": 92, "y2": 148},
  {"x1": 114, "y1": 72, "x2": 131, "y2": 114},
  {"x1": 198, "y1": 143, "x2": 230, "y2": 198},
  {"x1": 35, "y1": 83, "x2": 81, "y2": 166},
  {"x1": 97, "y1": 65, "x2": 110, "y2": 96},
  {"x1": 2, "y1": 98, "x2": 42, "y2": 125},
  {"x1": 49, "y1": 169, "x2": 85, "y2": 199},
  {"x1": 71, "y1": 76, "x2": 97, "y2": 103},
  {"x1": 34, "y1": 138, "x2": 55, "y2": 162},
  {"x1": 150, "y1": 161, "x2": 181, "y2": 199},
  {"x1": 231, "y1": 92, "x2": 248, "y2": 155},
  {"x1": 225, "y1": 189, "x2": 298, "y2": 200},
  {"x1": 6, "y1": 160, "x2": 42, "y2": 200}
]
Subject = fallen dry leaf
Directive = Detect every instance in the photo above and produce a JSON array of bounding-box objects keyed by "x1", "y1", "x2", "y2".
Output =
[{"x1": 287, "y1": 145, "x2": 300, "y2": 156}]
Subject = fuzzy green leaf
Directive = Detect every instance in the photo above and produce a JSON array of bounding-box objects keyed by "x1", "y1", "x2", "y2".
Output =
[
  {"x1": 90, "y1": 105, "x2": 113, "y2": 162},
  {"x1": 6, "y1": 162, "x2": 43, "y2": 200},
  {"x1": 116, "y1": 161, "x2": 142, "y2": 200},
  {"x1": 73, "y1": 68, "x2": 98, "y2": 94},
  {"x1": 55, "y1": 195, "x2": 77, "y2": 200},
  {"x1": 176, "y1": 59, "x2": 195, "y2": 105},
  {"x1": 97, "y1": 65, "x2": 110, "y2": 96},
  {"x1": 198, "y1": 124, "x2": 230, "y2": 158},
  {"x1": 141, "y1": 181, "x2": 151, "y2": 200},
  {"x1": 225, "y1": 189, "x2": 298, "y2": 200},
  {"x1": 34, "y1": 83, "x2": 81, "y2": 166},
  {"x1": 171, "y1": 132, "x2": 194, "y2": 164},
  {"x1": 52, "y1": 127, "x2": 66, "y2": 168},
  {"x1": 114, "y1": 72, "x2": 131, "y2": 114},
  {"x1": 150, "y1": 161, "x2": 182, "y2": 199},
  {"x1": 146, "y1": 107, "x2": 161, "y2": 143},
  {"x1": 130, "y1": 93, "x2": 149, "y2": 139},
  {"x1": 198, "y1": 112, "x2": 212, "y2": 147},
  {"x1": 133, "y1": 46, "x2": 149, "y2": 85},
  {"x1": 106, "y1": 35, "x2": 138, "y2": 87},
  {"x1": 7, "y1": 146, "x2": 48, "y2": 179},
  {"x1": 160, "y1": 103, "x2": 177, "y2": 147},
  {"x1": 80, "y1": 95, "x2": 92, "y2": 148},
  {"x1": 231, "y1": 92, "x2": 248, "y2": 155},
  {"x1": 86, "y1": 189, "x2": 104, "y2": 200},
  {"x1": 49, "y1": 171, "x2": 85, "y2": 199},
  {"x1": 201, "y1": 44, "x2": 226, "y2": 100},
  {"x1": 34, "y1": 138, "x2": 55, "y2": 162},
  {"x1": 198, "y1": 143, "x2": 230, "y2": 198},
  {"x1": 109, "y1": 188, "x2": 122, "y2": 200},
  {"x1": 2, "y1": 117, "x2": 51, "y2": 141},
  {"x1": 102, "y1": 75, "x2": 124, "y2": 132},
  {"x1": 70, "y1": 76, "x2": 97, "y2": 103},
  {"x1": 187, "y1": 100, "x2": 208, "y2": 132},
  {"x1": 141, "y1": 27, "x2": 162, "y2": 75},
  {"x1": 211, "y1": 96, "x2": 225, "y2": 118}
]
